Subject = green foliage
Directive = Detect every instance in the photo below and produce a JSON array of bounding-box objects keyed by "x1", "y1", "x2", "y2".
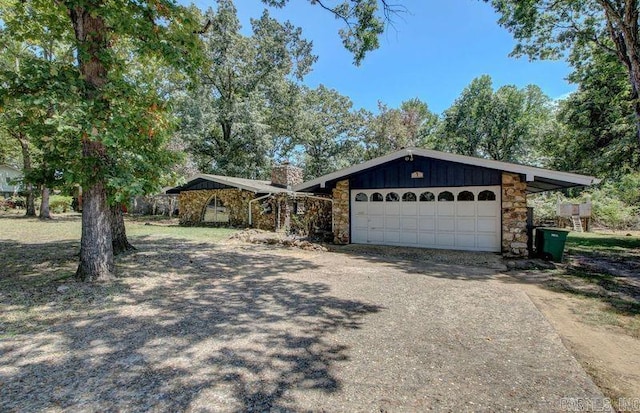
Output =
[
  {"x1": 178, "y1": 0, "x2": 316, "y2": 179},
  {"x1": 49, "y1": 194, "x2": 73, "y2": 213},
  {"x1": 435, "y1": 75, "x2": 553, "y2": 163},
  {"x1": 549, "y1": 45, "x2": 639, "y2": 178},
  {"x1": 363, "y1": 98, "x2": 438, "y2": 160},
  {"x1": 264, "y1": 0, "x2": 400, "y2": 65}
]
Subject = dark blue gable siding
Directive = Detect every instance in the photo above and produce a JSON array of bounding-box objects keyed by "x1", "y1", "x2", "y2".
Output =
[{"x1": 349, "y1": 156, "x2": 501, "y2": 189}]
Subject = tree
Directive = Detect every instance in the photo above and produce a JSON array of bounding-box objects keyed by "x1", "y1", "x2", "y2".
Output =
[
  {"x1": 435, "y1": 75, "x2": 552, "y2": 163},
  {"x1": 363, "y1": 98, "x2": 438, "y2": 159},
  {"x1": 547, "y1": 45, "x2": 639, "y2": 177},
  {"x1": 178, "y1": 0, "x2": 315, "y2": 179},
  {"x1": 289, "y1": 85, "x2": 363, "y2": 179},
  {"x1": 487, "y1": 0, "x2": 640, "y2": 149},
  {"x1": 1, "y1": 1, "x2": 202, "y2": 281}
]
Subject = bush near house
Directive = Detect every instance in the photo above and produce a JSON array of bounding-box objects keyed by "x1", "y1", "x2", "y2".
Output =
[
  {"x1": 49, "y1": 195, "x2": 73, "y2": 213},
  {"x1": 528, "y1": 184, "x2": 639, "y2": 230}
]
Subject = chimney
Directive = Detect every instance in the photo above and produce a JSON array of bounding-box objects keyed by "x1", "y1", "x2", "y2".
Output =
[{"x1": 271, "y1": 162, "x2": 303, "y2": 189}]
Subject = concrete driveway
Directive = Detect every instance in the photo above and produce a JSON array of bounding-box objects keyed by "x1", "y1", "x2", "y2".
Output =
[{"x1": 1, "y1": 239, "x2": 609, "y2": 412}]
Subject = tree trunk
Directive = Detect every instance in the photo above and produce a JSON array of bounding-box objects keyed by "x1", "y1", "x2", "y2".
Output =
[
  {"x1": 39, "y1": 186, "x2": 52, "y2": 219},
  {"x1": 15, "y1": 133, "x2": 36, "y2": 216},
  {"x1": 25, "y1": 183, "x2": 36, "y2": 217},
  {"x1": 68, "y1": 4, "x2": 115, "y2": 281},
  {"x1": 76, "y1": 180, "x2": 114, "y2": 281},
  {"x1": 111, "y1": 203, "x2": 135, "y2": 255}
]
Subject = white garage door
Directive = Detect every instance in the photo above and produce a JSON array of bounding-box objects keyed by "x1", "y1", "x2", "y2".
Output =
[{"x1": 351, "y1": 186, "x2": 501, "y2": 252}]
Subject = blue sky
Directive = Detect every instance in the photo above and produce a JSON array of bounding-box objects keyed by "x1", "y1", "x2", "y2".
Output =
[{"x1": 188, "y1": 0, "x2": 575, "y2": 114}]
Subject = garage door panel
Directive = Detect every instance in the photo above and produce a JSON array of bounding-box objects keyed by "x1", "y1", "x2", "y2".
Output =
[
  {"x1": 418, "y1": 232, "x2": 436, "y2": 245},
  {"x1": 419, "y1": 218, "x2": 435, "y2": 231},
  {"x1": 400, "y1": 232, "x2": 418, "y2": 244},
  {"x1": 401, "y1": 204, "x2": 417, "y2": 215},
  {"x1": 385, "y1": 217, "x2": 400, "y2": 230},
  {"x1": 478, "y1": 202, "x2": 498, "y2": 217},
  {"x1": 438, "y1": 218, "x2": 455, "y2": 232},
  {"x1": 369, "y1": 204, "x2": 384, "y2": 215},
  {"x1": 457, "y1": 218, "x2": 476, "y2": 232},
  {"x1": 456, "y1": 203, "x2": 475, "y2": 217},
  {"x1": 402, "y1": 217, "x2": 418, "y2": 230},
  {"x1": 477, "y1": 218, "x2": 497, "y2": 233},
  {"x1": 384, "y1": 231, "x2": 400, "y2": 243},
  {"x1": 437, "y1": 233, "x2": 455, "y2": 247},
  {"x1": 351, "y1": 186, "x2": 500, "y2": 252},
  {"x1": 419, "y1": 204, "x2": 435, "y2": 216},
  {"x1": 456, "y1": 234, "x2": 476, "y2": 248}
]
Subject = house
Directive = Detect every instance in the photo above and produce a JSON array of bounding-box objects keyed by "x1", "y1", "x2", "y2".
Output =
[
  {"x1": 0, "y1": 165, "x2": 22, "y2": 198},
  {"x1": 166, "y1": 164, "x2": 333, "y2": 236},
  {"x1": 169, "y1": 148, "x2": 599, "y2": 257},
  {"x1": 293, "y1": 148, "x2": 599, "y2": 257}
]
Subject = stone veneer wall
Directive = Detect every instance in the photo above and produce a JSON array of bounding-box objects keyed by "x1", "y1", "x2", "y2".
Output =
[
  {"x1": 179, "y1": 189, "x2": 273, "y2": 230},
  {"x1": 271, "y1": 164, "x2": 303, "y2": 188},
  {"x1": 502, "y1": 172, "x2": 528, "y2": 256},
  {"x1": 178, "y1": 189, "x2": 332, "y2": 235},
  {"x1": 332, "y1": 179, "x2": 350, "y2": 244}
]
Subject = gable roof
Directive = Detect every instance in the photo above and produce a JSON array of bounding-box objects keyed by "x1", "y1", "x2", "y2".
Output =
[
  {"x1": 294, "y1": 147, "x2": 600, "y2": 194},
  {"x1": 165, "y1": 173, "x2": 291, "y2": 194}
]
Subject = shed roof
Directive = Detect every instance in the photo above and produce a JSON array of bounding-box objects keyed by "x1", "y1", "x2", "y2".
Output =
[
  {"x1": 165, "y1": 174, "x2": 292, "y2": 194},
  {"x1": 294, "y1": 147, "x2": 600, "y2": 194}
]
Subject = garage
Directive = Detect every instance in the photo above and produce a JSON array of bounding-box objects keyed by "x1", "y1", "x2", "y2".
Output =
[
  {"x1": 294, "y1": 147, "x2": 600, "y2": 256},
  {"x1": 351, "y1": 186, "x2": 501, "y2": 251}
]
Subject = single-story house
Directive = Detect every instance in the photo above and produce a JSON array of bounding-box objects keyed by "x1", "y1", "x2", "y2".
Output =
[
  {"x1": 166, "y1": 164, "x2": 333, "y2": 236},
  {"x1": 168, "y1": 148, "x2": 599, "y2": 257},
  {"x1": 0, "y1": 165, "x2": 22, "y2": 198}
]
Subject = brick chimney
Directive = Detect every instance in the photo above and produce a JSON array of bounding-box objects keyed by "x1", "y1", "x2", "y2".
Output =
[{"x1": 271, "y1": 162, "x2": 303, "y2": 189}]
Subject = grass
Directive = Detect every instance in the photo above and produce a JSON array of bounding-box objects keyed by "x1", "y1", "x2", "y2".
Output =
[
  {"x1": 566, "y1": 231, "x2": 640, "y2": 257},
  {"x1": 542, "y1": 231, "x2": 640, "y2": 337}
]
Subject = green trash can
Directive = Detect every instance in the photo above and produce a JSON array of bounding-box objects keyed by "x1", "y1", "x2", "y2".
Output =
[{"x1": 535, "y1": 228, "x2": 569, "y2": 262}]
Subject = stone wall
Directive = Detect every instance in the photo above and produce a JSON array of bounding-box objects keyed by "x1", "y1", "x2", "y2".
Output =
[
  {"x1": 502, "y1": 172, "x2": 528, "y2": 256},
  {"x1": 177, "y1": 189, "x2": 332, "y2": 236},
  {"x1": 332, "y1": 179, "x2": 350, "y2": 244},
  {"x1": 271, "y1": 163, "x2": 303, "y2": 188},
  {"x1": 179, "y1": 189, "x2": 262, "y2": 227}
]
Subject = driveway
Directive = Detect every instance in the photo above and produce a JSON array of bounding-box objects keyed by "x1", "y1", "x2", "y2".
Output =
[{"x1": 1, "y1": 238, "x2": 608, "y2": 412}]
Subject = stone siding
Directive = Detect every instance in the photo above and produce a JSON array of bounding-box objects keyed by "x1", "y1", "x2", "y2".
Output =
[
  {"x1": 332, "y1": 179, "x2": 350, "y2": 244},
  {"x1": 502, "y1": 172, "x2": 528, "y2": 256},
  {"x1": 271, "y1": 164, "x2": 303, "y2": 188},
  {"x1": 177, "y1": 189, "x2": 331, "y2": 236}
]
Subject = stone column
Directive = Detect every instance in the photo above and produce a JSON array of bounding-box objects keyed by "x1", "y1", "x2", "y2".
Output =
[
  {"x1": 502, "y1": 172, "x2": 528, "y2": 256},
  {"x1": 332, "y1": 179, "x2": 350, "y2": 244}
]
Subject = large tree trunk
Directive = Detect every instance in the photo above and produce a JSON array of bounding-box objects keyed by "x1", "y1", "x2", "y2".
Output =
[
  {"x1": 76, "y1": 180, "x2": 114, "y2": 281},
  {"x1": 39, "y1": 186, "x2": 52, "y2": 219},
  {"x1": 68, "y1": 5, "x2": 115, "y2": 281},
  {"x1": 15, "y1": 133, "x2": 36, "y2": 216},
  {"x1": 111, "y1": 204, "x2": 135, "y2": 255}
]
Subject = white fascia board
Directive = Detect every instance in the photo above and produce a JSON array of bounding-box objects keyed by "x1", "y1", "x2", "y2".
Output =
[{"x1": 294, "y1": 147, "x2": 600, "y2": 191}]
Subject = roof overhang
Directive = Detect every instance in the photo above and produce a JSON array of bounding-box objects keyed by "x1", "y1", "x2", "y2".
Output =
[
  {"x1": 294, "y1": 148, "x2": 600, "y2": 194},
  {"x1": 165, "y1": 174, "x2": 291, "y2": 195}
]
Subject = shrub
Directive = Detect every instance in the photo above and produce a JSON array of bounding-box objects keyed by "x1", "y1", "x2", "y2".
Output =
[{"x1": 49, "y1": 195, "x2": 73, "y2": 213}]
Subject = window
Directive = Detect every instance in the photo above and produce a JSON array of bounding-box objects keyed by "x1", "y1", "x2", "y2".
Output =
[
  {"x1": 419, "y1": 191, "x2": 435, "y2": 202},
  {"x1": 295, "y1": 202, "x2": 305, "y2": 215},
  {"x1": 457, "y1": 191, "x2": 474, "y2": 201},
  {"x1": 371, "y1": 192, "x2": 384, "y2": 202},
  {"x1": 262, "y1": 201, "x2": 273, "y2": 214},
  {"x1": 203, "y1": 196, "x2": 230, "y2": 223},
  {"x1": 402, "y1": 192, "x2": 417, "y2": 202},
  {"x1": 478, "y1": 190, "x2": 496, "y2": 201},
  {"x1": 385, "y1": 192, "x2": 400, "y2": 202},
  {"x1": 438, "y1": 191, "x2": 454, "y2": 201},
  {"x1": 355, "y1": 192, "x2": 368, "y2": 202}
]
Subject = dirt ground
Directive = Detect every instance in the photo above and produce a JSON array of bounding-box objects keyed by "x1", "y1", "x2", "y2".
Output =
[{"x1": 1, "y1": 231, "x2": 611, "y2": 412}]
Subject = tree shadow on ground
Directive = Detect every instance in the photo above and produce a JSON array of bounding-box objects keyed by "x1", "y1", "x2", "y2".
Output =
[
  {"x1": 0, "y1": 235, "x2": 382, "y2": 412},
  {"x1": 328, "y1": 243, "x2": 504, "y2": 281}
]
